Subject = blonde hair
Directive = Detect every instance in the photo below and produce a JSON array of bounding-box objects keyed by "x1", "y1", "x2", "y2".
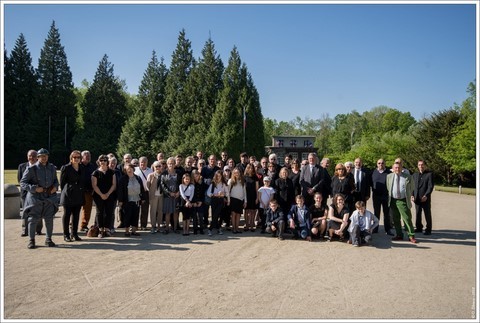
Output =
[{"x1": 230, "y1": 167, "x2": 245, "y2": 186}]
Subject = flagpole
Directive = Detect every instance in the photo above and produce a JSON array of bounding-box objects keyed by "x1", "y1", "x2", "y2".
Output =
[{"x1": 243, "y1": 106, "x2": 246, "y2": 151}]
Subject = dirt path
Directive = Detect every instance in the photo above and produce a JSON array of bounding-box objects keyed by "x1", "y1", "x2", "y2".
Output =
[{"x1": 2, "y1": 190, "x2": 477, "y2": 320}]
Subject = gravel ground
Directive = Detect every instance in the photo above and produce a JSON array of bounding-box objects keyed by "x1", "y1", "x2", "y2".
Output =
[{"x1": 2, "y1": 190, "x2": 478, "y2": 321}]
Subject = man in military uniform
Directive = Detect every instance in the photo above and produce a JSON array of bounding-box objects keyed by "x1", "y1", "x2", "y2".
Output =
[{"x1": 20, "y1": 148, "x2": 59, "y2": 249}]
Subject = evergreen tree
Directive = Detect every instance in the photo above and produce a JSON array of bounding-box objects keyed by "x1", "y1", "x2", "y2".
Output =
[
  {"x1": 162, "y1": 29, "x2": 194, "y2": 155},
  {"x1": 208, "y1": 47, "x2": 264, "y2": 158},
  {"x1": 166, "y1": 37, "x2": 224, "y2": 156},
  {"x1": 36, "y1": 21, "x2": 76, "y2": 165},
  {"x1": 4, "y1": 34, "x2": 40, "y2": 167},
  {"x1": 117, "y1": 51, "x2": 168, "y2": 159},
  {"x1": 72, "y1": 54, "x2": 127, "y2": 159},
  {"x1": 243, "y1": 69, "x2": 265, "y2": 158}
]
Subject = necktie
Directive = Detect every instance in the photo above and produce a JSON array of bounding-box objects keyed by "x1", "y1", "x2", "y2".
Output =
[
  {"x1": 396, "y1": 174, "x2": 401, "y2": 197},
  {"x1": 355, "y1": 170, "x2": 360, "y2": 190}
]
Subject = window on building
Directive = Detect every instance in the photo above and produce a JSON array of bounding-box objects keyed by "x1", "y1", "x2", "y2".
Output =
[{"x1": 277, "y1": 152, "x2": 285, "y2": 165}]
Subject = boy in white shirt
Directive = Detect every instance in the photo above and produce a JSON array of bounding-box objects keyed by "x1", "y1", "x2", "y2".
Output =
[{"x1": 348, "y1": 201, "x2": 379, "y2": 247}]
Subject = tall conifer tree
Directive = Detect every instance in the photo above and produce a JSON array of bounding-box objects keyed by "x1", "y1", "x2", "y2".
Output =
[
  {"x1": 36, "y1": 21, "x2": 76, "y2": 165},
  {"x1": 4, "y1": 34, "x2": 40, "y2": 167},
  {"x1": 243, "y1": 69, "x2": 265, "y2": 158},
  {"x1": 162, "y1": 29, "x2": 194, "y2": 155},
  {"x1": 117, "y1": 51, "x2": 168, "y2": 159},
  {"x1": 72, "y1": 54, "x2": 127, "y2": 159},
  {"x1": 208, "y1": 46, "x2": 264, "y2": 158},
  {"x1": 185, "y1": 37, "x2": 224, "y2": 155}
]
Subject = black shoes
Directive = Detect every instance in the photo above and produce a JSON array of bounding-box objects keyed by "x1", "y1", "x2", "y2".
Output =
[
  {"x1": 64, "y1": 235, "x2": 72, "y2": 242},
  {"x1": 424, "y1": 231, "x2": 431, "y2": 235},
  {"x1": 28, "y1": 239, "x2": 56, "y2": 248},
  {"x1": 27, "y1": 240, "x2": 36, "y2": 249},
  {"x1": 72, "y1": 235, "x2": 82, "y2": 241},
  {"x1": 45, "y1": 239, "x2": 56, "y2": 247}
]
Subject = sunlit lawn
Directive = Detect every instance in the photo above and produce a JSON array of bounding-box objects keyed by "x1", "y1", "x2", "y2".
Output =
[
  {"x1": 3, "y1": 169, "x2": 475, "y2": 195},
  {"x1": 3, "y1": 169, "x2": 61, "y2": 186}
]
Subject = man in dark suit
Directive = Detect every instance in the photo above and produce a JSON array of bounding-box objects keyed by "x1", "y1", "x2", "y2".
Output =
[
  {"x1": 17, "y1": 150, "x2": 43, "y2": 236},
  {"x1": 320, "y1": 157, "x2": 332, "y2": 207},
  {"x1": 300, "y1": 153, "x2": 326, "y2": 207},
  {"x1": 411, "y1": 160, "x2": 434, "y2": 235},
  {"x1": 370, "y1": 158, "x2": 393, "y2": 235},
  {"x1": 353, "y1": 157, "x2": 371, "y2": 207}
]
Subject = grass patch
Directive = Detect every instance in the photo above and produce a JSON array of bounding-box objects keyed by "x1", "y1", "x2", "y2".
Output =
[
  {"x1": 4, "y1": 169, "x2": 18, "y2": 185},
  {"x1": 3, "y1": 169, "x2": 61, "y2": 186},
  {"x1": 3, "y1": 169, "x2": 476, "y2": 196},
  {"x1": 435, "y1": 185, "x2": 476, "y2": 195}
]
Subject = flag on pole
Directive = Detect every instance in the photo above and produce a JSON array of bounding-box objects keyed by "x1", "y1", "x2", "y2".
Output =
[{"x1": 243, "y1": 107, "x2": 246, "y2": 129}]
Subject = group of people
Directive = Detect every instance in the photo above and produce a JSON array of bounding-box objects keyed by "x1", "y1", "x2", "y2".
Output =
[{"x1": 18, "y1": 148, "x2": 434, "y2": 249}]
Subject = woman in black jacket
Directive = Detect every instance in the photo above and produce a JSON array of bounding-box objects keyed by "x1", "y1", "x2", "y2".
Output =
[
  {"x1": 60, "y1": 150, "x2": 84, "y2": 242},
  {"x1": 275, "y1": 167, "x2": 295, "y2": 215}
]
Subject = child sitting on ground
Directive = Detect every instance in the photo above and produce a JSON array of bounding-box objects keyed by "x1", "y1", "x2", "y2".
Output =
[
  {"x1": 348, "y1": 201, "x2": 379, "y2": 247},
  {"x1": 287, "y1": 195, "x2": 311, "y2": 241},
  {"x1": 265, "y1": 200, "x2": 286, "y2": 240}
]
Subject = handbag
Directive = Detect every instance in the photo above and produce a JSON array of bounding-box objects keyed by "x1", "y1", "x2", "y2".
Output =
[
  {"x1": 87, "y1": 225, "x2": 99, "y2": 237},
  {"x1": 204, "y1": 184, "x2": 215, "y2": 206}
]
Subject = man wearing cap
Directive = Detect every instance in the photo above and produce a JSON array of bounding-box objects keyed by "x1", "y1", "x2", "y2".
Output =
[
  {"x1": 17, "y1": 149, "x2": 44, "y2": 236},
  {"x1": 20, "y1": 148, "x2": 59, "y2": 249}
]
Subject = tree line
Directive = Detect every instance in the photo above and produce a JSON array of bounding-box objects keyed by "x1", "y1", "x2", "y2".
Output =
[
  {"x1": 264, "y1": 81, "x2": 476, "y2": 187},
  {"x1": 4, "y1": 21, "x2": 476, "y2": 187},
  {"x1": 4, "y1": 22, "x2": 264, "y2": 169}
]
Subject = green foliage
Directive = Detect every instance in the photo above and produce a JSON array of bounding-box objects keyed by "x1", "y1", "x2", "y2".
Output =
[
  {"x1": 71, "y1": 54, "x2": 127, "y2": 159},
  {"x1": 4, "y1": 33, "x2": 40, "y2": 167},
  {"x1": 183, "y1": 38, "x2": 224, "y2": 155},
  {"x1": 411, "y1": 108, "x2": 461, "y2": 184},
  {"x1": 329, "y1": 111, "x2": 363, "y2": 154},
  {"x1": 117, "y1": 51, "x2": 168, "y2": 159},
  {"x1": 243, "y1": 70, "x2": 265, "y2": 158},
  {"x1": 207, "y1": 47, "x2": 260, "y2": 158},
  {"x1": 162, "y1": 36, "x2": 225, "y2": 156},
  {"x1": 162, "y1": 29, "x2": 195, "y2": 155},
  {"x1": 36, "y1": 21, "x2": 77, "y2": 165},
  {"x1": 5, "y1": 20, "x2": 474, "y2": 188},
  {"x1": 439, "y1": 81, "x2": 476, "y2": 174}
]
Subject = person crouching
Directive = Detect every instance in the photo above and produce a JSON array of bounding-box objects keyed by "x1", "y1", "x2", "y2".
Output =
[{"x1": 265, "y1": 200, "x2": 285, "y2": 240}]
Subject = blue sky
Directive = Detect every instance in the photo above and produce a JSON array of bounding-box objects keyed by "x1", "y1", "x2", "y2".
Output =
[{"x1": 2, "y1": 1, "x2": 478, "y2": 122}]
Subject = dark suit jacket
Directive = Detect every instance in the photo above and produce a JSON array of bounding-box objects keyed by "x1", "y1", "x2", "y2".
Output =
[
  {"x1": 412, "y1": 170, "x2": 434, "y2": 204},
  {"x1": 287, "y1": 205, "x2": 312, "y2": 231},
  {"x1": 300, "y1": 164, "x2": 325, "y2": 198},
  {"x1": 353, "y1": 168, "x2": 371, "y2": 201},
  {"x1": 17, "y1": 162, "x2": 29, "y2": 199}
]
